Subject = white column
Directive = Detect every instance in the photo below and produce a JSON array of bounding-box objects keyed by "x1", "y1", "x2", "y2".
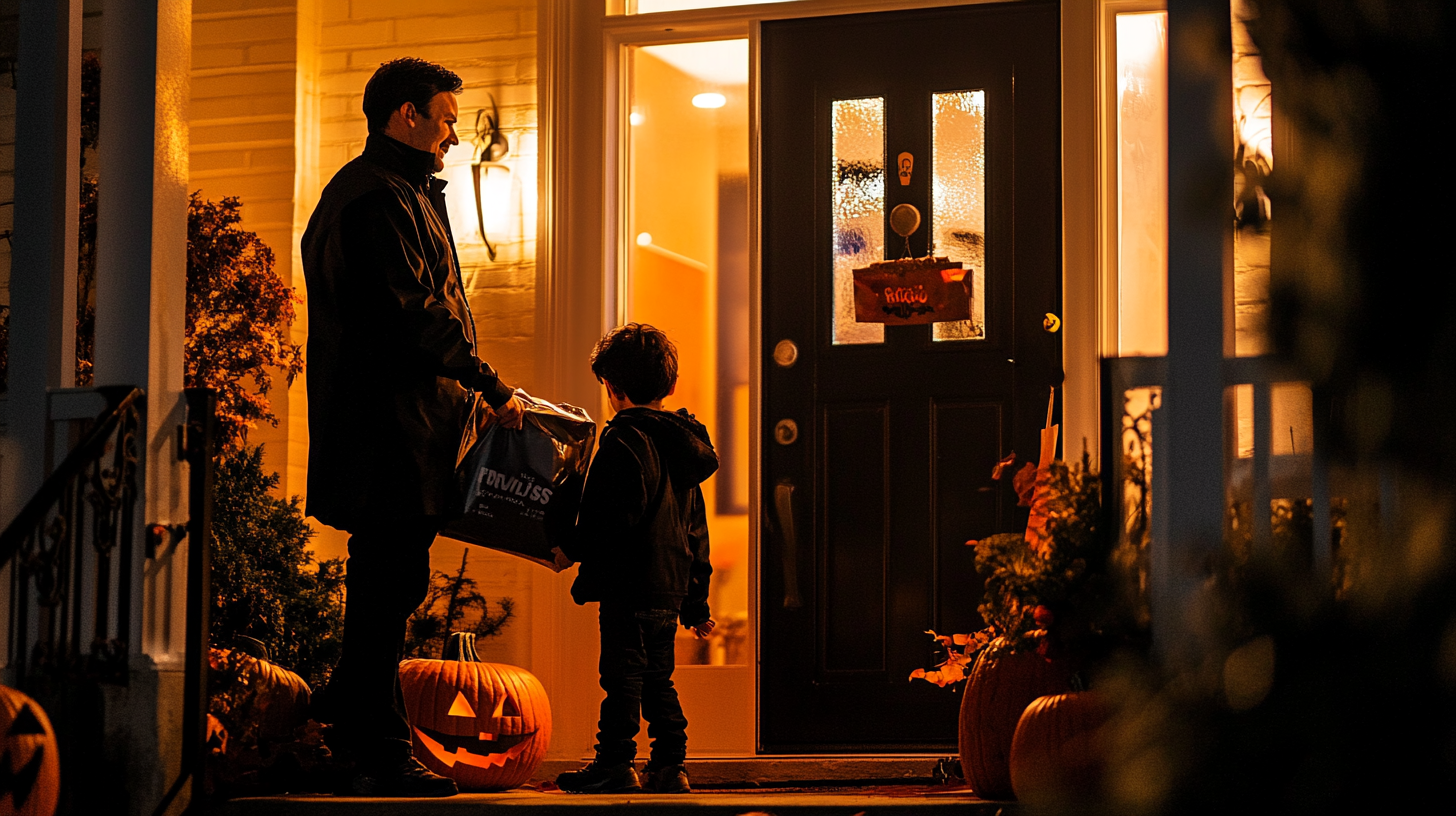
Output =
[
  {"x1": 3, "y1": 0, "x2": 82, "y2": 523},
  {"x1": 92, "y1": 0, "x2": 191, "y2": 630},
  {"x1": 91, "y1": 4, "x2": 194, "y2": 812},
  {"x1": 1158, "y1": 0, "x2": 1232, "y2": 662}
]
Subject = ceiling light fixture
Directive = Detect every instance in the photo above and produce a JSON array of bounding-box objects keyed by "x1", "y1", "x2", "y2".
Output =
[{"x1": 692, "y1": 92, "x2": 726, "y2": 109}]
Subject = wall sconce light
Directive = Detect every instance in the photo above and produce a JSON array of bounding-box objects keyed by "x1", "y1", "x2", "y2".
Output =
[{"x1": 473, "y1": 96, "x2": 511, "y2": 261}]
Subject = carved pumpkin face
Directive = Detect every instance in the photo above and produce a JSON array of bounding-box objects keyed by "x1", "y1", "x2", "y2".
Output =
[
  {"x1": 0, "y1": 684, "x2": 60, "y2": 816},
  {"x1": 400, "y1": 633, "x2": 551, "y2": 791}
]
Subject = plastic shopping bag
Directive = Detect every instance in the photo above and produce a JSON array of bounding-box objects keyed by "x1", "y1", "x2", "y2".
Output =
[{"x1": 441, "y1": 391, "x2": 596, "y2": 569}]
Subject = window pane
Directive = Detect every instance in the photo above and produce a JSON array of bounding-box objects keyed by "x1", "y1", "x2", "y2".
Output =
[
  {"x1": 931, "y1": 90, "x2": 987, "y2": 341},
  {"x1": 1116, "y1": 12, "x2": 1168, "y2": 356},
  {"x1": 626, "y1": 41, "x2": 750, "y2": 664},
  {"x1": 832, "y1": 97, "x2": 886, "y2": 346}
]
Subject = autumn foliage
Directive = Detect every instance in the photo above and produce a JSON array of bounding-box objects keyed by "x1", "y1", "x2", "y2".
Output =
[
  {"x1": 185, "y1": 193, "x2": 305, "y2": 451},
  {"x1": 912, "y1": 450, "x2": 1137, "y2": 687}
]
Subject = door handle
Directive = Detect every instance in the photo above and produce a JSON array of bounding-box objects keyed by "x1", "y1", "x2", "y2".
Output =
[{"x1": 773, "y1": 479, "x2": 803, "y2": 609}]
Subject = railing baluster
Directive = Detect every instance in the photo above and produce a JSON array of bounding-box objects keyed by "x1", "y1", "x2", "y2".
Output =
[
  {"x1": 68, "y1": 477, "x2": 83, "y2": 669},
  {"x1": 1310, "y1": 392, "x2": 1333, "y2": 582},
  {"x1": 116, "y1": 405, "x2": 138, "y2": 679},
  {"x1": 1252, "y1": 378, "x2": 1272, "y2": 552}
]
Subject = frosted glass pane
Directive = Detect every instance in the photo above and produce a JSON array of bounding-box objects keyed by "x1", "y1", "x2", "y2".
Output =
[
  {"x1": 631, "y1": 0, "x2": 793, "y2": 11},
  {"x1": 832, "y1": 97, "x2": 885, "y2": 345},
  {"x1": 931, "y1": 90, "x2": 987, "y2": 341},
  {"x1": 1117, "y1": 12, "x2": 1168, "y2": 356}
]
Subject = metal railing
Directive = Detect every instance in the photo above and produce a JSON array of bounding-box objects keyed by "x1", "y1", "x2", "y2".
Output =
[
  {"x1": 1101, "y1": 355, "x2": 1335, "y2": 577},
  {"x1": 1, "y1": 386, "x2": 143, "y2": 685},
  {"x1": 0, "y1": 386, "x2": 216, "y2": 815}
]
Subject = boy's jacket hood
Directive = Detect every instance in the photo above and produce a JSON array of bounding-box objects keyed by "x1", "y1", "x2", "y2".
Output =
[{"x1": 607, "y1": 407, "x2": 719, "y2": 486}]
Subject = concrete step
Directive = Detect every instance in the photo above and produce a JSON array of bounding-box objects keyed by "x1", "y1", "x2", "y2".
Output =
[
  {"x1": 538, "y1": 755, "x2": 957, "y2": 787},
  {"x1": 205, "y1": 756, "x2": 1006, "y2": 816},
  {"x1": 208, "y1": 787, "x2": 1009, "y2": 816}
]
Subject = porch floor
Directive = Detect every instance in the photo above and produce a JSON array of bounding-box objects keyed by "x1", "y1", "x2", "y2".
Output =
[
  {"x1": 207, "y1": 786, "x2": 1007, "y2": 816},
  {"x1": 205, "y1": 756, "x2": 1013, "y2": 816}
]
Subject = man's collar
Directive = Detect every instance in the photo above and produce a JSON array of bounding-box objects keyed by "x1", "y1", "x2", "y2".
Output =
[{"x1": 363, "y1": 133, "x2": 437, "y2": 185}]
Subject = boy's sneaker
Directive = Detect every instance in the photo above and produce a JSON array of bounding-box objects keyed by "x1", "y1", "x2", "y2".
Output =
[
  {"x1": 644, "y1": 763, "x2": 691, "y2": 794},
  {"x1": 556, "y1": 759, "x2": 642, "y2": 793}
]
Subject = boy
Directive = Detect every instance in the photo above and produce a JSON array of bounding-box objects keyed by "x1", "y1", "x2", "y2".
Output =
[{"x1": 556, "y1": 323, "x2": 718, "y2": 794}]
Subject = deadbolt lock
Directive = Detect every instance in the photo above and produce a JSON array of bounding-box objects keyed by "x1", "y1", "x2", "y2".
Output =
[{"x1": 774, "y1": 418, "x2": 800, "y2": 446}]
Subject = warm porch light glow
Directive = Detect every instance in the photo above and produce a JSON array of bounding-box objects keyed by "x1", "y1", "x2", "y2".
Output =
[
  {"x1": 1116, "y1": 11, "x2": 1169, "y2": 357},
  {"x1": 629, "y1": 0, "x2": 787, "y2": 14},
  {"x1": 630, "y1": 110, "x2": 645, "y2": 125},
  {"x1": 477, "y1": 162, "x2": 513, "y2": 240},
  {"x1": 626, "y1": 38, "x2": 752, "y2": 695}
]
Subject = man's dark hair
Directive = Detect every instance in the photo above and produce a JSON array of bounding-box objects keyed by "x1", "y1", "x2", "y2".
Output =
[
  {"x1": 591, "y1": 323, "x2": 679, "y2": 406},
  {"x1": 362, "y1": 57, "x2": 463, "y2": 134}
]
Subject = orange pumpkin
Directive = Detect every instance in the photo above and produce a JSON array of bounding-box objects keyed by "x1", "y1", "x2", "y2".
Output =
[
  {"x1": 400, "y1": 632, "x2": 551, "y2": 791},
  {"x1": 208, "y1": 647, "x2": 311, "y2": 744},
  {"x1": 0, "y1": 685, "x2": 60, "y2": 816},
  {"x1": 1009, "y1": 691, "x2": 1108, "y2": 803},
  {"x1": 958, "y1": 638, "x2": 1071, "y2": 800}
]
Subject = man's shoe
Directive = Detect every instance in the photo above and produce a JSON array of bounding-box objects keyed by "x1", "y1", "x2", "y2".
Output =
[
  {"x1": 340, "y1": 756, "x2": 458, "y2": 797},
  {"x1": 644, "y1": 763, "x2": 691, "y2": 794},
  {"x1": 556, "y1": 759, "x2": 642, "y2": 793}
]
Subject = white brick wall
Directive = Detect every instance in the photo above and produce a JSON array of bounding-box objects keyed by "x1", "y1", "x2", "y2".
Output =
[
  {"x1": 315, "y1": 0, "x2": 538, "y2": 396},
  {"x1": 190, "y1": 0, "x2": 303, "y2": 485},
  {"x1": 306, "y1": 0, "x2": 541, "y2": 664},
  {"x1": 186, "y1": 1, "x2": 540, "y2": 509}
]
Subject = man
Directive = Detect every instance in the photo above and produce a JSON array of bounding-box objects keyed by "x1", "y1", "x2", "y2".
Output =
[{"x1": 301, "y1": 57, "x2": 524, "y2": 797}]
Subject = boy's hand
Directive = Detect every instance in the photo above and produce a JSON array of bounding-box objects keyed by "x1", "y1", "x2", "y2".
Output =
[
  {"x1": 689, "y1": 619, "x2": 715, "y2": 639},
  {"x1": 550, "y1": 547, "x2": 573, "y2": 573}
]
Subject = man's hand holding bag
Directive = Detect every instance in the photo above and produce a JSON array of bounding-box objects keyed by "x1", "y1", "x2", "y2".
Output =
[{"x1": 443, "y1": 390, "x2": 595, "y2": 570}]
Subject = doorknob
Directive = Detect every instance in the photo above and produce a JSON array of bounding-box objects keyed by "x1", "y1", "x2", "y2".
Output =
[
  {"x1": 773, "y1": 480, "x2": 803, "y2": 609},
  {"x1": 1042, "y1": 312, "x2": 1061, "y2": 333}
]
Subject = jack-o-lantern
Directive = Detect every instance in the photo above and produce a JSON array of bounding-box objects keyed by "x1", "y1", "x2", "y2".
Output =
[
  {"x1": 0, "y1": 685, "x2": 59, "y2": 816},
  {"x1": 399, "y1": 632, "x2": 551, "y2": 791}
]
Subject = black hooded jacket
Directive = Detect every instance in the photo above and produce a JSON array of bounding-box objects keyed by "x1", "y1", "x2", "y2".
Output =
[
  {"x1": 301, "y1": 134, "x2": 513, "y2": 531},
  {"x1": 563, "y1": 407, "x2": 719, "y2": 625}
]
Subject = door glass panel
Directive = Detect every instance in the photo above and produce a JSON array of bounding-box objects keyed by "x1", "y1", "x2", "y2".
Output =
[
  {"x1": 625, "y1": 40, "x2": 750, "y2": 665},
  {"x1": 831, "y1": 97, "x2": 886, "y2": 345},
  {"x1": 931, "y1": 90, "x2": 987, "y2": 341}
]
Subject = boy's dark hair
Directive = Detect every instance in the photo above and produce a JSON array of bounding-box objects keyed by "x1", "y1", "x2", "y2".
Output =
[
  {"x1": 591, "y1": 323, "x2": 679, "y2": 405},
  {"x1": 362, "y1": 58, "x2": 463, "y2": 134}
]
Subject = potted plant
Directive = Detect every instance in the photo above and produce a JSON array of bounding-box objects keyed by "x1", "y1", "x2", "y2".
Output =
[{"x1": 912, "y1": 446, "x2": 1142, "y2": 800}]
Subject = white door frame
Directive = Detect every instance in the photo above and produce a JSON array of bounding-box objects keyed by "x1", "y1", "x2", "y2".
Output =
[{"x1": 532, "y1": 0, "x2": 1102, "y2": 758}]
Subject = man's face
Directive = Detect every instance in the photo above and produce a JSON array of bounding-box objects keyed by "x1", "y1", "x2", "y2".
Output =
[{"x1": 401, "y1": 91, "x2": 459, "y2": 172}]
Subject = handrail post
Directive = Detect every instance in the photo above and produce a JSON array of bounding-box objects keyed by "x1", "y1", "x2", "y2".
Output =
[{"x1": 182, "y1": 388, "x2": 216, "y2": 812}]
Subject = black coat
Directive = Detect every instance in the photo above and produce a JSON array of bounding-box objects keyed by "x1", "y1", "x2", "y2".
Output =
[
  {"x1": 301, "y1": 134, "x2": 513, "y2": 531},
  {"x1": 562, "y1": 407, "x2": 719, "y2": 625}
]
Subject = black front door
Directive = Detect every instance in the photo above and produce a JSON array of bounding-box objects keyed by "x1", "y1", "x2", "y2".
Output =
[{"x1": 761, "y1": 1, "x2": 1062, "y2": 752}]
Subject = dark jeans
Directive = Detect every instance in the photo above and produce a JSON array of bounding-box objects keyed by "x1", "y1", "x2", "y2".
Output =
[
  {"x1": 595, "y1": 606, "x2": 688, "y2": 767},
  {"x1": 314, "y1": 515, "x2": 440, "y2": 764}
]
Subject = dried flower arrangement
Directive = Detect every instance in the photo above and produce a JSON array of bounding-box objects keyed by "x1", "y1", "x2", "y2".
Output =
[{"x1": 912, "y1": 446, "x2": 1139, "y2": 686}]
